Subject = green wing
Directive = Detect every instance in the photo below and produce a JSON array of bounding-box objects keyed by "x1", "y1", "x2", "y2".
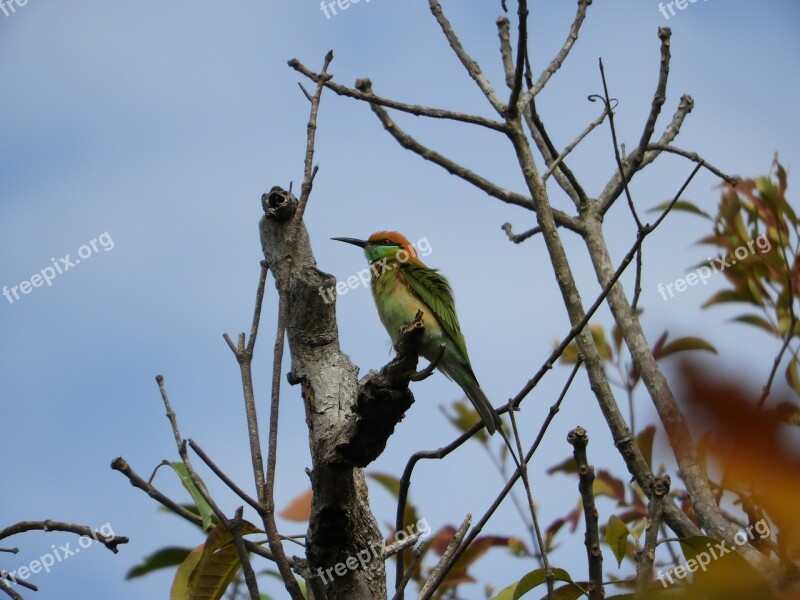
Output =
[{"x1": 401, "y1": 262, "x2": 472, "y2": 368}]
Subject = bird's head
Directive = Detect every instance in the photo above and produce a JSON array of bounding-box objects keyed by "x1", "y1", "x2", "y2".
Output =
[{"x1": 332, "y1": 231, "x2": 423, "y2": 266}]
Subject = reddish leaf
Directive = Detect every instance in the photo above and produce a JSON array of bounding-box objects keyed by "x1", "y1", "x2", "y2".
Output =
[{"x1": 279, "y1": 489, "x2": 312, "y2": 522}]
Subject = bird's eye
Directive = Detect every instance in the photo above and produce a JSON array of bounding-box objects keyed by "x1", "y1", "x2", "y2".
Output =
[{"x1": 382, "y1": 238, "x2": 392, "y2": 245}]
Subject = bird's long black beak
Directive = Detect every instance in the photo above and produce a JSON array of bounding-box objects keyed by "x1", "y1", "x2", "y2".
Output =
[{"x1": 331, "y1": 237, "x2": 368, "y2": 248}]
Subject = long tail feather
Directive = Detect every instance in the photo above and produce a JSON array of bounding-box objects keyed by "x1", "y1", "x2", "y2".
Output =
[{"x1": 458, "y1": 373, "x2": 502, "y2": 435}]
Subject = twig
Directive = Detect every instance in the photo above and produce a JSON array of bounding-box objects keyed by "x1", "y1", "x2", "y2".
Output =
[
  {"x1": 756, "y1": 211, "x2": 797, "y2": 408},
  {"x1": 384, "y1": 531, "x2": 421, "y2": 557},
  {"x1": 428, "y1": 0, "x2": 506, "y2": 114},
  {"x1": 543, "y1": 103, "x2": 611, "y2": 181},
  {"x1": 288, "y1": 59, "x2": 508, "y2": 133},
  {"x1": 390, "y1": 540, "x2": 428, "y2": 600},
  {"x1": 593, "y1": 57, "x2": 643, "y2": 229},
  {"x1": 501, "y1": 222, "x2": 542, "y2": 243},
  {"x1": 508, "y1": 405, "x2": 554, "y2": 597},
  {"x1": 632, "y1": 244, "x2": 644, "y2": 312},
  {"x1": 522, "y1": 0, "x2": 593, "y2": 100},
  {"x1": 506, "y1": 0, "x2": 528, "y2": 117},
  {"x1": 228, "y1": 507, "x2": 261, "y2": 600},
  {"x1": 112, "y1": 456, "x2": 204, "y2": 525},
  {"x1": 188, "y1": 439, "x2": 264, "y2": 515},
  {"x1": 497, "y1": 15, "x2": 589, "y2": 207},
  {"x1": 636, "y1": 475, "x2": 671, "y2": 593},
  {"x1": 567, "y1": 427, "x2": 604, "y2": 600},
  {"x1": 417, "y1": 515, "x2": 471, "y2": 600},
  {"x1": 497, "y1": 17, "x2": 515, "y2": 89},
  {"x1": 646, "y1": 144, "x2": 739, "y2": 185},
  {"x1": 223, "y1": 262, "x2": 269, "y2": 512},
  {"x1": 0, "y1": 521, "x2": 128, "y2": 554},
  {"x1": 600, "y1": 28, "x2": 672, "y2": 216},
  {"x1": 523, "y1": 97, "x2": 589, "y2": 206},
  {"x1": 0, "y1": 573, "x2": 35, "y2": 592},
  {"x1": 0, "y1": 579, "x2": 23, "y2": 600}
]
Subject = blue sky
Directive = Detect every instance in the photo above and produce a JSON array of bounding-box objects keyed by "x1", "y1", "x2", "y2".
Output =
[{"x1": 1, "y1": 1, "x2": 799, "y2": 598}]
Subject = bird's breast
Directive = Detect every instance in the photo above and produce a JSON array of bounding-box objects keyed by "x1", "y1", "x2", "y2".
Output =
[{"x1": 371, "y1": 268, "x2": 443, "y2": 346}]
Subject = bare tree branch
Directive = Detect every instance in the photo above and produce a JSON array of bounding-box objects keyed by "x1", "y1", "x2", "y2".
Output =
[
  {"x1": 568, "y1": 427, "x2": 604, "y2": 600},
  {"x1": 0, "y1": 579, "x2": 23, "y2": 600},
  {"x1": 508, "y1": 405, "x2": 554, "y2": 597},
  {"x1": 543, "y1": 103, "x2": 610, "y2": 182},
  {"x1": 187, "y1": 439, "x2": 263, "y2": 515},
  {"x1": 0, "y1": 521, "x2": 127, "y2": 554},
  {"x1": 598, "y1": 28, "x2": 672, "y2": 213},
  {"x1": 0, "y1": 573, "x2": 35, "y2": 593},
  {"x1": 522, "y1": 0, "x2": 593, "y2": 101},
  {"x1": 390, "y1": 540, "x2": 427, "y2": 600},
  {"x1": 506, "y1": 0, "x2": 529, "y2": 118},
  {"x1": 223, "y1": 262, "x2": 270, "y2": 517},
  {"x1": 636, "y1": 475, "x2": 670, "y2": 593},
  {"x1": 417, "y1": 515, "x2": 471, "y2": 600},
  {"x1": 288, "y1": 59, "x2": 508, "y2": 132},
  {"x1": 647, "y1": 144, "x2": 740, "y2": 185},
  {"x1": 428, "y1": 0, "x2": 506, "y2": 114}
]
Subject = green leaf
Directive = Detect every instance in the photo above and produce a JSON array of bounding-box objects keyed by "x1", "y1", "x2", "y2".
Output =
[
  {"x1": 171, "y1": 521, "x2": 261, "y2": 600},
  {"x1": 156, "y1": 461, "x2": 215, "y2": 532},
  {"x1": 604, "y1": 515, "x2": 630, "y2": 567},
  {"x1": 490, "y1": 567, "x2": 576, "y2": 600},
  {"x1": 367, "y1": 473, "x2": 419, "y2": 536},
  {"x1": 170, "y1": 545, "x2": 204, "y2": 600},
  {"x1": 677, "y1": 536, "x2": 774, "y2": 600},
  {"x1": 649, "y1": 200, "x2": 711, "y2": 219},
  {"x1": 635, "y1": 426, "x2": 657, "y2": 470},
  {"x1": 127, "y1": 547, "x2": 193, "y2": 579},
  {"x1": 367, "y1": 472, "x2": 401, "y2": 498},
  {"x1": 594, "y1": 470, "x2": 626, "y2": 505},
  {"x1": 444, "y1": 399, "x2": 489, "y2": 443},
  {"x1": 546, "y1": 456, "x2": 577, "y2": 476},
  {"x1": 701, "y1": 289, "x2": 750, "y2": 308},
  {"x1": 542, "y1": 582, "x2": 591, "y2": 600},
  {"x1": 653, "y1": 337, "x2": 717, "y2": 360},
  {"x1": 786, "y1": 359, "x2": 800, "y2": 398},
  {"x1": 729, "y1": 314, "x2": 778, "y2": 335}
]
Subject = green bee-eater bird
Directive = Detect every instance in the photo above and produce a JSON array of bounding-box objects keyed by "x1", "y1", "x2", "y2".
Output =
[{"x1": 333, "y1": 231, "x2": 502, "y2": 434}]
